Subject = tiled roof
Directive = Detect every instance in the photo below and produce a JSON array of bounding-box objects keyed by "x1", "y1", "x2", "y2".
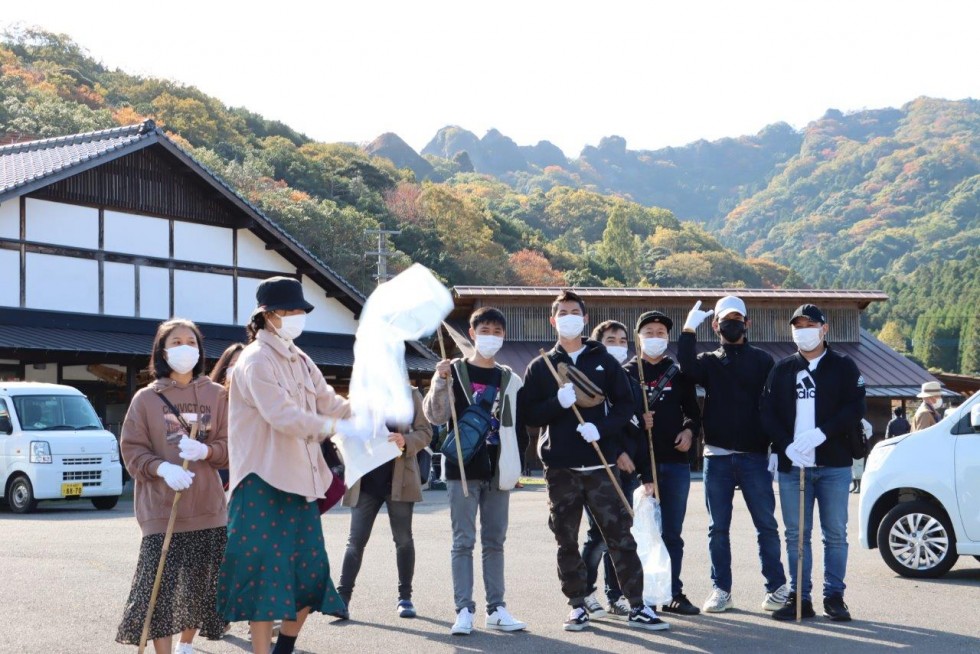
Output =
[
  {"x1": 490, "y1": 329, "x2": 941, "y2": 399},
  {"x1": 453, "y1": 286, "x2": 888, "y2": 302},
  {"x1": 0, "y1": 123, "x2": 151, "y2": 199}
]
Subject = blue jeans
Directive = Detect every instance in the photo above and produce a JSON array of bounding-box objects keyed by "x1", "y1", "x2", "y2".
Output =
[
  {"x1": 778, "y1": 466, "x2": 850, "y2": 601},
  {"x1": 658, "y1": 463, "x2": 692, "y2": 597},
  {"x1": 704, "y1": 453, "x2": 786, "y2": 594},
  {"x1": 582, "y1": 469, "x2": 640, "y2": 600}
]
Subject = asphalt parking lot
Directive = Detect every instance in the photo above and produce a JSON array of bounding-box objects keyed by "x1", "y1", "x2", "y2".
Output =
[{"x1": 1, "y1": 478, "x2": 978, "y2": 653}]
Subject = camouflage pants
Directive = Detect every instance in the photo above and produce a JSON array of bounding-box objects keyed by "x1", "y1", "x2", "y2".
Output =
[{"x1": 545, "y1": 467, "x2": 643, "y2": 606}]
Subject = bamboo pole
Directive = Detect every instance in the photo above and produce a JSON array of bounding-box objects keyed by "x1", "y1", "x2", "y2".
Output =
[
  {"x1": 634, "y1": 336, "x2": 660, "y2": 501},
  {"x1": 138, "y1": 421, "x2": 199, "y2": 653},
  {"x1": 437, "y1": 327, "x2": 468, "y2": 497},
  {"x1": 538, "y1": 349, "x2": 633, "y2": 517},
  {"x1": 797, "y1": 466, "x2": 805, "y2": 622}
]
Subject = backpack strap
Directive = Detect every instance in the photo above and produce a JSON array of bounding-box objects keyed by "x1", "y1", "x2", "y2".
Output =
[{"x1": 645, "y1": 363, "x2": 680, "y2": 406}]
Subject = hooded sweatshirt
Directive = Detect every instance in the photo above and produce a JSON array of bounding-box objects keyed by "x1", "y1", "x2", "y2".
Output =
[{"x1": 120, "y1": 376, "x2": 229, "y2": 537}]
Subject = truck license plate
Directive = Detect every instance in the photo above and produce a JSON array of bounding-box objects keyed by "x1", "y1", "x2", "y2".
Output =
[{"x1": 61, "y1": 482, "x2": 83, "y2": 497}]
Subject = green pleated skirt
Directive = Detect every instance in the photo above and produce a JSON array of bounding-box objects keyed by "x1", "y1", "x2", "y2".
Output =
[{"x1": 216, "y1": 473, "x2": 345, "y2": 621}]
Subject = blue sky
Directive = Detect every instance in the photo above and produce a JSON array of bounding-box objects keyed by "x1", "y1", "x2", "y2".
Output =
[{"x1": 5, "y1": 1, "x2": 979, "y2": 156}]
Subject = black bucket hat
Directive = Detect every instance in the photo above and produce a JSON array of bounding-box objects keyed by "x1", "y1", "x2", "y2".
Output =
[{"x1": 252, "y1": 276, "x2": 314, "y2": 317}]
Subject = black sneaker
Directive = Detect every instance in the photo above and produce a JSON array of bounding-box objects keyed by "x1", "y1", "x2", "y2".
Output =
[
  {"x1": 661, "y1": 593, "x2": 701, "y2": 615},
  {"x1": 772, "y1": 593, "x2": 815, "y2": 621},
  {"x1": 397, "y1": 599, "x2": 416, "y2": 618},
  {"x1": 628, "y1": 605, "x2": 670, "y2": 631},
  {"x1": 823, "y1": 595, "x2": 852, "y2": 622},
  {"x1": 563, "y1": 606, "x2": 590, "y2": 632}
]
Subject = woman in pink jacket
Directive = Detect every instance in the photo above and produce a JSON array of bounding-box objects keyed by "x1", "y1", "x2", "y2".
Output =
[{"x1": 217, "y1": 277, "x2": 370, "y2": 654}]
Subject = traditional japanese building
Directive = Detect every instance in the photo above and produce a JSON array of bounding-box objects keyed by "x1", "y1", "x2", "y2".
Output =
[{"x1": 0, "y1": 121, "x2": 435, "y2": 434}]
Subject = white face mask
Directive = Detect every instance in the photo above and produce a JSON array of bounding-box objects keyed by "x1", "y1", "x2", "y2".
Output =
[
  {"x1": 641, "y1": 337, "x2": 669, "y2": 358},
  {"x1": 931, "y1": 397, "x2": 944, "y2": 410},
  {"x1": 606, "y1": 345, "x2": 628, "y2": 364},
  {"x1": 792, "y1": 327, "x2": 823, "y2": 352},
  {"x1": 555, "y1": 314, "x2": 584, "y2": 339},
  {"x1": 165, "y1": 344, "x2": 199, "y2": 375},
  {"x1": 276, "y1": 313, "x2": 306, "y2": 341},
  {"x1": 474, "y1": 334, "x2": 503, "y2": 359}
]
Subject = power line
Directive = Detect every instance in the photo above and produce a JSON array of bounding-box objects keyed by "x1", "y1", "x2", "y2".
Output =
[{"x1": 364, "y1": 228, "x2": 401, "y2": 285}]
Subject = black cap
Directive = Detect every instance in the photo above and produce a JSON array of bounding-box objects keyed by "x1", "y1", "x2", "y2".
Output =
[
  {"x1": 253, "y1": 276, "x2": 314, "y2": 316},
  {"x1": 636, "y1": 310, "x2": 673, "y2": 332},
  {"x1": 789, "y1": 304, "x2": 826, "y2": 324}
]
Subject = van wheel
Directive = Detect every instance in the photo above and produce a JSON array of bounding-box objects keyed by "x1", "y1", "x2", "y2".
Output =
[
  {"x1": 92, "y1": 495, "x2": 119, "y2": 511},
  {"x1": 8, "y1": 475, "x2": 38, "y2": 514},
  {"x1": 877, "y1": 501, "x2": 958, "y2": 578}
]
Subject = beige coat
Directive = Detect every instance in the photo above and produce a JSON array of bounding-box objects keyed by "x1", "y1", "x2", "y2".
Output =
[
  {"x1": 120, "y1": 376, "x2": 229, "y2": 536},
  {"x1": 228, "y1": 329, "x2": 349, "y2": 499},
  {"x1": 343, "y1": 388, "x2": 431, "y2": 506},
  {"x1": 912, "y1": 402, "x2": 941, "y2": 432}
]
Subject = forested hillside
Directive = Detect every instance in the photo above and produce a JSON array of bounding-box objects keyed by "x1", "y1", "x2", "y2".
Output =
[{"x1": 1, "y1": 28, "x2": 976, "y2": 373}]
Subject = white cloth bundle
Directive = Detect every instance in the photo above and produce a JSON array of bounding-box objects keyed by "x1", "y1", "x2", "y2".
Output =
[{"x1": 335, "y1": 264, "x2": 453, "y2": 486}]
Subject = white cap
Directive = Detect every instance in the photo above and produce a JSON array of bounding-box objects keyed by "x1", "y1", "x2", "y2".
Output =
[{"x1": 715, "y1": 295, "x2": 747, "y2": 319}]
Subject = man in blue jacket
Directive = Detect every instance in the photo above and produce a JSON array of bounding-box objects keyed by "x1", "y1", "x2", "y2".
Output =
[
  {"x1": 761, "y1": 304, "x2": 866, "y2": 622},
  {"x1": 521, "y1": 290, "x2": 668, "y2": 633}
]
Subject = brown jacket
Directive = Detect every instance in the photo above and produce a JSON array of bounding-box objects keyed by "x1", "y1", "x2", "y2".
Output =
[
  {"x1": 121, "y1": 376, "x2": 229, "y2": 536},
  {"x1": 228, "y1": 329, "x2": 349, "y2": 499},
  {"x1": 343, "y1": 388, "x2": 431, "y2": 506},
  {"x1": 912, "y1": 402, "x2": 941, "y2": 432}
]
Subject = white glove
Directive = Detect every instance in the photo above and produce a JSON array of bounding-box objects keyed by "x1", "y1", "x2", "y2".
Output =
[
  {"x1": 683, "y1": 300, "x2": 714, "y2": 331},
  {"x1": 156, "y1": 461, "x2": 195, "y2": 491},
  {"x1": 785, "y1": 441, "x2": 815, "y2": 468},
  {"x1": 577, "y1": 422, "x2": 601, "y2": 443},
  {"x1": 557, "y1": 382, "x2": 576, "y2": 409},
  {"x1": 768, "y1": 453, "x2": 778, "y2": 479},
  {"x1": 178, "y1": 436, "x2": 209, "y2": 462},
  {"x1": 794, "y1": 427, "x2": 827, "y2": 450},
  {"x1": 334, "y1": 417, "x2": 375, "y2": 444}
]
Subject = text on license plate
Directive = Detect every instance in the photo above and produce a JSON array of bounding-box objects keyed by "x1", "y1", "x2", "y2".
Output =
[{"x1": 61, "y1": 482, "x2": 83, "y2": 497}]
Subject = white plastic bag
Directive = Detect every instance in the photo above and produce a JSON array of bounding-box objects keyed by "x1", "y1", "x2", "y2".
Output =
[{"x1": 631, "y1": 486, "x2": 672, "y2": 606}]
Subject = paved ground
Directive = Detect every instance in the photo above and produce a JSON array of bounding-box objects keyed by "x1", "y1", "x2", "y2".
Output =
[{"x1": 1, "y1": 477, "x2": 978, "y2": 653}]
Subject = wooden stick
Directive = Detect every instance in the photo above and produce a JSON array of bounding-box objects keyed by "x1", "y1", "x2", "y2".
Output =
[
  {"x1": 634, "y1": 336, "x2": 660, "y2": 501},
  {"x1": 538, "y1": 349, "x2": 633, "y2": 518},
  {"x1": 139, "y1": 422, "x2": 199, "y2": 653},
  {"x1": 437, "y1": 327, "x2": 468, "y2": 497},
  {"x1": 797, "y1": 465, "x2": 805, "y2": 623}
]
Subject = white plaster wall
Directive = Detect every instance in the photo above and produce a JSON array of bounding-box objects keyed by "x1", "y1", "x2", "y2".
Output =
[
  {"x1": 236, "y1": 229, "x2": 294, "y2": 272},
  {"x1": 302, "y1": 278, "x2": 359, "y2": 334},
  {"x1": 0, "y1": 199, "x2": 18, "y2": 239},
  {"x1": 0, "y1": 249, "x2": 19, "y2": 307},
  {"x1": 25, "y1": 199, "x2": 98, "y2": 249},
  {"x1": 104, "y1": 261, "x2": 136, "y2": 316},
  {"x1": 174, "y1": 222, "x2": 233, "y2": 266},
  {"x1": 104, "y1": 210, "x2": 169, "y2": 258},
  {"x1": 138, "y1": 266, "x2": 170, "y2": 319},
  {"x1": 174, "y1": 270, "x2": 233, "y2": 324},
  {"x1": 24, "y1": 364, "x2": 58, "y2": 383},
  {"x1": 237, "y1": 277, "x2": 262, "y2": 325},
  {"x1": 25, "y1": 254, "x2": 98, "y2": 313}
]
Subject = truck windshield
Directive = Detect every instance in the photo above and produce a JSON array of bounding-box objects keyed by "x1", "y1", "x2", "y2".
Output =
[{"x1": 12, "y1": 395, "x2": 104, "y2": 431}]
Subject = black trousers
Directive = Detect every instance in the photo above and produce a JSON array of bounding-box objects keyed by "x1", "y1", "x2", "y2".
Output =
[{"x1": 337, "y1": 491, "x2": 415, "y2": 602}]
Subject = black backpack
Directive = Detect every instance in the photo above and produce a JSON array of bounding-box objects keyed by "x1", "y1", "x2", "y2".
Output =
[{"x1": 441, "y1": 383, "x2": 498, "y2": 468}]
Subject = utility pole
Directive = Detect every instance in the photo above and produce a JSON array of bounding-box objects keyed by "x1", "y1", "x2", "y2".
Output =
[{"x1": 364, "y1": 228, "x2": 401, "y2": 286}]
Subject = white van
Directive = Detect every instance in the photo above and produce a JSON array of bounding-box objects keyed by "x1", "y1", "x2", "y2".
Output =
[
  {"x1": 0, "y1": 382, "x2": 123, "y2": 513},
  {"x1": 859, "y1": 392, "x2": 980, "y2": 577}
]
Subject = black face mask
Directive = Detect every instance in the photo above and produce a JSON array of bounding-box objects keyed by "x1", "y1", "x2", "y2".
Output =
[{"x1": 718, "y1": 319, "x2": 747, "y2": 343}]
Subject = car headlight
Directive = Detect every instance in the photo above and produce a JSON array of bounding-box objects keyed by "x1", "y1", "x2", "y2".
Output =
[
  {"x1": 111, "y1": 438, "x2": 120, "y2": 462},
  {"x1": 30, "y1": 441, "x2": 52, "y2": 464},
  {"x1": 865, "y1": 442, "x2": 894, "y2": 474}
]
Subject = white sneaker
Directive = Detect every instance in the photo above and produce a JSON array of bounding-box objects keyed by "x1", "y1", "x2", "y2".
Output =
[
  {"x1": 583, "y1": 593, "x2": 608, "y2": 619},
  {"x1": 486, "y1": 606, "x2": 527, "y2": 632},
  {"x1": 451, "y1": 607, "x2": 474, "y2": 635},
  {"x1": 563, "y1": 606, "x2": 590, "y2": 631},
  {"x1": 607, "y1": 595, "x2": 631, "y2": 621},
  {"x1": 702, "y1": 588, "x2": 734, "y2": 613},
  {"x1": 174, "y1": 644, "x2": 194, "y2": 654},
  {"x1": 762, "y1": 583, "x2": 792, "y2": 611}
]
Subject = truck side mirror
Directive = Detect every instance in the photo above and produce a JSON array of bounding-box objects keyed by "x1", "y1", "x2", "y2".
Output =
[{"x1": 0, "y1": 414, "x2": 12, "y2": 434}]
